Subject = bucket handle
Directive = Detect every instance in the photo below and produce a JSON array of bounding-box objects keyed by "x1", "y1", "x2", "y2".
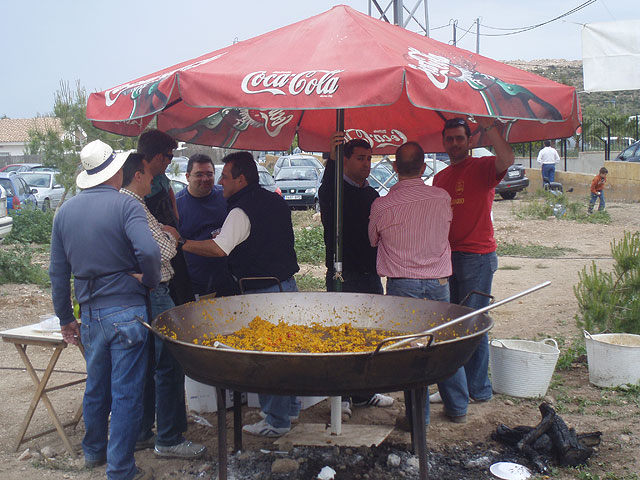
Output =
[
  {"x1": 490, "y1": 339, "x2": 507, "y2": 348},
  {"x1": 541, "y1": 338, "x2": 558, "y2": 349},
  {"x1": 583, "y1": 330, "x2": 593, "y2": 340}
]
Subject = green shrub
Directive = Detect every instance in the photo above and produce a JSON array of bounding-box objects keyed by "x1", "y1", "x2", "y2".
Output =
[
  {"x1": 7, "y1": 208, "x2": 54, "y2": 244},
  {"x1": 294, "y1": 225, "x2": 325, "y2": 264},
  {"x1": 575, "y1": 231, "x2": 640, "y2": 334},
  {"x1": 516, "y1": 190, "x2": 611, "y2": 224},
  {"x1": 0, "y1": 245, "x2": 50, "y2": 286},
  {"x1": 295, "y1": 273, "x2": 326, "y2": 292}
]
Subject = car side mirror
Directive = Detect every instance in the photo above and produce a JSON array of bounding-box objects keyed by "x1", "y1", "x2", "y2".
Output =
[
  {"x1": 54, "y1": 184, "x2": 63, "y2": 189},
  {"x1": 31, "y1": 188, "x2": 38, "y2": 194}
]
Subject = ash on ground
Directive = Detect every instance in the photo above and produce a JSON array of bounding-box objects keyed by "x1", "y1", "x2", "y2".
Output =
[{"x1": 172, "y1": 442, "x2": 529, "y2": 479}]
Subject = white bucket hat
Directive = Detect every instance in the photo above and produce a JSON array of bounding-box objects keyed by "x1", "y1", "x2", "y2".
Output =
[{"x1": 76, "y1": 140, "x2": 133, "y2": 189}]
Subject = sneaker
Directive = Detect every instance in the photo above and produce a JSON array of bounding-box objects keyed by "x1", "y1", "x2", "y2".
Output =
[
  {"x1": 341, "y1": 401, "x2": 352, "y2": 418},
  {"x1": 154, "y1": 440, "x2": 206, "y2": 459},
  {"x1": 353, "y1": 393, "x2": 394, "y2": 408},
  {"x1": 242, "y1": 418, "x2": 290, "y2": 438},
  {"x1": 84, "y1": 457, "x2": 106, "y2": 469},
  {"x1": 135, "y1": 433, "x2": 156, "y2": 451},
  {"x1": 259, "y1": 411, "x2": 299, "y2": 423},
  {"x1": 133, "y1": 466, "x2": 154, "y2": 480},
  {"x1": 429, "y1": 391, "x2": 443, "y2": 404}
]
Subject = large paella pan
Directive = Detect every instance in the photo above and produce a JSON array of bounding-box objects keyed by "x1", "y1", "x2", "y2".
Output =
[{"x1": 150, "y1": 292, "x2": 492, "y2": 396}]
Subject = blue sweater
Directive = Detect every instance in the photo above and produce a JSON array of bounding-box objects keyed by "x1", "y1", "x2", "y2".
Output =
[
  {"x1": 176, "y1": 185, "x2": 237, "y2": 296},
  {"x1": 49, "y1": 185, "x2": 161, "y2": 326}
]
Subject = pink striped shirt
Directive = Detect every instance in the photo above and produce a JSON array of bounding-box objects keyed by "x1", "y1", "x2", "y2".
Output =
[{"x1": 369, "y1": 178, "x2": 452, "y2": 279}]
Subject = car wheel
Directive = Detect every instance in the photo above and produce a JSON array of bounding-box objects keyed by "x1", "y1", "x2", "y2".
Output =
[
  {"x1": 500, "y1": 192, "x2": 517, "y2": 200},
  {"x1": 43, "y1": 198, "x2": 51, "y2": 211}
]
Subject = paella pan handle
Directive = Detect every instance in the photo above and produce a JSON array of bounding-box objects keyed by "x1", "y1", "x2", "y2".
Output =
[
  {"x1": 381, "y1": 281, "x2": 551, "y2": 352},
  {"x1": 136, "y1": 317, "x2": 154, "y2": 332},
  {"x1": 459, "y1": 290, "x2": 495, "y2": 307},
  {"x1": 238, "y1": 277, "x2": 282, "y2": 294},
  {"x1": 372, "y1": 333, "x2": 435, "y2": 355}
]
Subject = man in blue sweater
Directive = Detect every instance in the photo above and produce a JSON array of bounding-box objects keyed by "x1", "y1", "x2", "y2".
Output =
[
  {"x1": 50, "y1": 140, "x2": 161, "y2": 480},
  {"x1": 175, "y1": 154, "x2": 237, "y2": 297}
]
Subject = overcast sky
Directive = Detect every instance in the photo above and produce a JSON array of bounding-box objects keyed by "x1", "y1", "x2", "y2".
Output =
[{"x1": 1, "y1": 0, "x2": 633, "y2": 118}]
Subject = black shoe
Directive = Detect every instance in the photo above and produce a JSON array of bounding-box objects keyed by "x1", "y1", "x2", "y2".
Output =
[
  {"x1": 84, "y1": 457, "x2": 106, "y2": 469},
  {"x1": 133, "y1": 466, "x2": 154, "y2": 480},
  {"x1": 135, "y1": 433, "x2": 156, "y2": 451}
]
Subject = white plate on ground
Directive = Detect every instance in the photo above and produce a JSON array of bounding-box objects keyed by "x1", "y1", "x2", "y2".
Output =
[{"x1": 490, "y1": 461, "x2": 532, "y2": 480}]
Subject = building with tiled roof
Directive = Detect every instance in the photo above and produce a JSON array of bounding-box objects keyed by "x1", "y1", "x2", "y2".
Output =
[{"x1": 0, "y1": 117, "x2": 63, "y2": 158}]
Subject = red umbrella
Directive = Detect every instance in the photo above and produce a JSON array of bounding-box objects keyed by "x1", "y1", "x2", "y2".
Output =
[{"x1": 87, "y1": 5, "x2": 580, "y2": 153}]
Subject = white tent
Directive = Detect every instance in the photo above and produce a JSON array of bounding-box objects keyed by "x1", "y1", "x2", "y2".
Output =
[{"x1": 582, "y1": 20, "x2": 640, "y2": 92}]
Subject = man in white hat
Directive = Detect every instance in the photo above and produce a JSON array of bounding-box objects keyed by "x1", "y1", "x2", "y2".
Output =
[{"x1": 49, "y1": 140, "x2": 161, "y2": 480}]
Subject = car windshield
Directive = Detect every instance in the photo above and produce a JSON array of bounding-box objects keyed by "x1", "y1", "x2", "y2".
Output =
[
  {"x1": 258, "y1": 171, "x2": 275, "y2": 186},
  {"x1": 275, "y1": 168, "x2": 318, "y2": 181},
  {"x1": 21, "y1": 173, "x2": 52, "y2": 187},
  {"x1": 289, "y1": 158, "x2": 320, "y2": 168},
  {"x1": 0, "y1": 179, "x2": 15, "y2": 196}
]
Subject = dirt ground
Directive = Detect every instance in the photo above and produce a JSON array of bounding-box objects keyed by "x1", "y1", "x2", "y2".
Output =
[{"x1": 0, "y1": 197, "x2": 639, "y2": 479}]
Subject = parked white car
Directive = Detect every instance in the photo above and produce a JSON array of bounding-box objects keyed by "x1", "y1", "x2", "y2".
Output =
[
  {"x1": 0, "y1": 185, "x2": 13, "y2": 240},
  {"x1": 20, "y1": 171, "x2": 67, "y2": 211}
]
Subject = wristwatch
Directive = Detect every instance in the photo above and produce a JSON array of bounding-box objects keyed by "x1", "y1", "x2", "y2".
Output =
[{"x1": 177, "y1": 236, "x2": 186, "y2": 246}]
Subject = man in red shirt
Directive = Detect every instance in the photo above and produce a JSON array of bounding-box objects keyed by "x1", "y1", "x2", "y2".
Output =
[{"x1": 432, "y1": 117, "x2": 514, "y2": 420}]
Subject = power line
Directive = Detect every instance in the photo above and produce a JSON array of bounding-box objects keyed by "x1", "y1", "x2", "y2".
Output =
[{"x1": 477, "y1": 0, "x2": 597, "y2": 37}]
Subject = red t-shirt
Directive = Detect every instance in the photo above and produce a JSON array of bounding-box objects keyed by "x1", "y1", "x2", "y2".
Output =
[{"x1": 433, "y1": 156, "x2": 505, "y2": 254}]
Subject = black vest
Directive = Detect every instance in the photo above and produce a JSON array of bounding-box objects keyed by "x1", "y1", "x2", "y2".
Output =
[{"x1": 227, "y1": 183, "x2": 299, "y2": 290}]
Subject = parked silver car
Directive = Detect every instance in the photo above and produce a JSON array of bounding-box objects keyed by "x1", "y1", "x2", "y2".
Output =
[
  {"x1": 20, "y1": 171, "x2": 67, "y2": 210},
  {"x1": 273, "y1": 154, "x2": 324, "y2": 178},
  {"x1": 0, "y1": 185, "x2": 13, "y2": 240}
]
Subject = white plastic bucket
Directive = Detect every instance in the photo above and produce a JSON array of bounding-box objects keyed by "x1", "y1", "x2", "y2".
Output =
[
  {"x1": 584, "y1": 331, "x2": 640, "y2": 387},
  {"x1": 489, "y1": 338, "x2": 559, "y2": 398}
]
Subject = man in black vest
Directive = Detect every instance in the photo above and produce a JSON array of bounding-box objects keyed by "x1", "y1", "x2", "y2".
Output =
[{"x1": 183, "y1": 151, "x2": 300, "y2": 437}]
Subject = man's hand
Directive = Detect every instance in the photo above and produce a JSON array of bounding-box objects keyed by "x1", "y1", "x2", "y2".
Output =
[
  {"x1": 475, "y1": 117, "x2": 515, "y2": 174},
  {"x1": 61, "y1": 321, "x2": 80, "y2": 346},
  {"x1": 130, "y1": 273, "x2": 144, "y2": 283},
  {"x1": 162, "y1": 225, "x2": 180, "y2": 241},
  {"x1": 329, "y1": 131, "x2": 346, "y2": 161}
]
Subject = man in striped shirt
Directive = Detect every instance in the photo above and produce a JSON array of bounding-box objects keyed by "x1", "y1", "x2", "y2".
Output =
[
  {"x1": 120, "y1": 153, "x2": 207, "y2": 460},
  {"x1": 368, "y1": 141, "x2": 456, "y2": 424}
]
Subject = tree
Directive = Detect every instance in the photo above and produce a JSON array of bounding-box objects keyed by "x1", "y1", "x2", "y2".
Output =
[{"x1": 26, "y1": 80, "x2": 136, "y2": 208}]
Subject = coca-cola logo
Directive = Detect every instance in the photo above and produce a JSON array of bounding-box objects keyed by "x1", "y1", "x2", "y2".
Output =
[
  {"x1": 237, "y1": 109, "x2": 294, "y2": 138},
  {"x1": 345, "y1": 129, "x2": 407, "y2": 149},
  {"x1": 241, "y1": 70, "x2": 343, "y2": 97},
  {"x1": 405, "y1": 47, "x2": 455, "y2": 90},
  {"x1": 105, "y1": 53, "x2": 226, "y2": 107}
]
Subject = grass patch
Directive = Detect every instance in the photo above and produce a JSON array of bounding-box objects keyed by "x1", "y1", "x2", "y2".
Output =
[
  {"x1": 514, "y1": 190, "x2": 612, "y2": 225},
  {"x1": 555, "y1": 336, "x2": 587, "y2": 370},
  {"x1": 294, "y1": 225, "x2": 325, "y2": 264},
  {"x1": 0, "y1": 244, "x2": 50, "y2": 286},
  {"x1": 498, "y1": 265, "x2": 521, "y2": 270},
  {"x1": 497, "y1": 241, "x2": 576, "y2": 258},
  {"x1": 291, "y1": 209, "x2": 319, "y2": 230},
  {"x1": 295, "y1": 272, "x2": 325, "y2": 292}
]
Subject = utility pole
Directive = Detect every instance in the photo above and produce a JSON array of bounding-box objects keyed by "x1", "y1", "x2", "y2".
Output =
[
  {"x1": 369, "y1": 0, "x2": 430, "y2": 36},
  {"x1": 452, "y1": 20, "x2": 457, "y2": 46},
  {"x1": 476, "y1": 18, "x2": 480, "y2": 53}
]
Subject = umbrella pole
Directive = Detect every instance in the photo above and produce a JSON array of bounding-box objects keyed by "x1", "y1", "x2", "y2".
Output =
[{"x1": 332, "y1": 109, "x2": 345, "y2": 292}]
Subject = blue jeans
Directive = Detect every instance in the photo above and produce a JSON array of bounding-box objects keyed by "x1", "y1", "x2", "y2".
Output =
[
  {"x1": 541, "y1": 164, "x2": 555, "y2": 184},
  {"x1": 81, "y1": 304, "x2": 149, "y2": 480},
  {"x1": 139, "y1": 283, "x2": 187, "y2": 447},
  {"x1": 386, "y1": 277, "x2": 455, "y2": 422},
  {"x1": 439, "y1": 251, "x2": 497, "y2": 410},
  {"x1": 246, "y1": 277, "x2": 301, "y2": 428},
  {"x1": 588, "y1": 192, "x2": 605, "y2": 213}
]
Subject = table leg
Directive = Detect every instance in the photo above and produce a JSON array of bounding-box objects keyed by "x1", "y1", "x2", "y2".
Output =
[
  {"x1": 216, "y1": 387, "x2": 228, "y2": 480},
  {"x1": 13, "y1": 344, "x2": 77, "y2": 457}
]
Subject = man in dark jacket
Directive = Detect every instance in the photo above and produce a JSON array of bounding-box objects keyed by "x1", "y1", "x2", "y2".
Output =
[
  {"x1": 317, "y1": 133, "x2": 393, "y2": 410},
  {"x1": 182, "y1": 151, "x2": 300, "y2": 438}
]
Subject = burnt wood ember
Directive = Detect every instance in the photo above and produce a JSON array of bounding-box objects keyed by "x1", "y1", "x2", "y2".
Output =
[{"x1": 492, "y1": 402, "x2": 602, "y2": 473}]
